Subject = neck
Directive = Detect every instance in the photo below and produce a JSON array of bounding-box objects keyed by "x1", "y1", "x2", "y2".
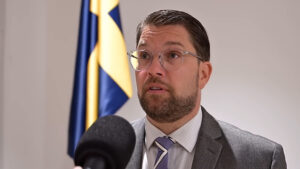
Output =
[{"x1": 147, "y1": 102, "x2": 201, "y2": 135}]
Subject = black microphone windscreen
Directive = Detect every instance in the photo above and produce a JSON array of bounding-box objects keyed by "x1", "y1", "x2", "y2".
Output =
[{"x1": 74, "y1": 115, "x2": 136, "y2": 169}]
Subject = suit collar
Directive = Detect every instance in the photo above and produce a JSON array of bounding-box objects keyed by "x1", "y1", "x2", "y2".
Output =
[
  {"x1": 199, "y1": 107, "x2": 222, "y2": 139},
  {"x1": 191, "y1": 107, "x2": 223, "y2": 169},
  {"x1": 126, "y1": 107, "x2": 228, "y2": 169}
]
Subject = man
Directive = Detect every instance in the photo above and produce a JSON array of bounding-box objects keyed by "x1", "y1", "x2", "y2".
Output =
[
  {"x1": 125, "y1": 9, "x2": 287, "y2": 169},
  {"x1": 74, "y1": 9, "x2": 287, "y2": 169}
]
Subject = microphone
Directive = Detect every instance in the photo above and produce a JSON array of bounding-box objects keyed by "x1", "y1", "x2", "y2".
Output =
[{"x1": 74, "y1": 115, "x2": 136, "y2": 169}]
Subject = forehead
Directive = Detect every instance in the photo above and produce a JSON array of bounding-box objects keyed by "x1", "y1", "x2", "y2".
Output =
[{"x1": 138, "y1": 25, "x2": 193, "y2": 50}]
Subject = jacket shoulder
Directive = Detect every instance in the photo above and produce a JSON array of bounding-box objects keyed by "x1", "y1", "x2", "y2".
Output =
[
  {"x1": 126, "y1": 118, "x2": 145, "y2": 169},
  {"x1": 218, "y1": 121, "x2": 287, "y2": 169},
  {"x1": 131, "y1": 118, "x2": 145, "y2": 131}
]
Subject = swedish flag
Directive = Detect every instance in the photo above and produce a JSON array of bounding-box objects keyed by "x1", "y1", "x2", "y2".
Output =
[{"x1": 68, "y1": 0, "x2": 132, "y2": 158}]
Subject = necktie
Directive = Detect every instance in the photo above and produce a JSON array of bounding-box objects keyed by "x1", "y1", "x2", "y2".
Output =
[{"x1": 154, "y1": 136, "x2": 175, "y2": 169}]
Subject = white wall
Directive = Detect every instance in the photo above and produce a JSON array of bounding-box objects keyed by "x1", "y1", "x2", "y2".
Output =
[{"x1": 1, "y1": 0, "x2": 299, "y2": 169}]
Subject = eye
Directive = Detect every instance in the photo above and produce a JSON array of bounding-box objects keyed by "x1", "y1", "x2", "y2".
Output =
[
  {"x1": 169, "y1": 52, "x2": 179, "y2": 59},
  {"x1": 165, "y1": 50, "x2": 181, "y2": 61},
  {"x1": 138, "y1": 51, "x2": 151, "y2": 60}
]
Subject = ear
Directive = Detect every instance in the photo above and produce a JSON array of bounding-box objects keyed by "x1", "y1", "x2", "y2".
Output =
[{"x1": 198, "y1": 61, "x2": 212, "y2": 89}]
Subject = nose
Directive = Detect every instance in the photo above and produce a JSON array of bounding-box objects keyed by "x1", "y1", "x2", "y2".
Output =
[{"x1": 147, "y1": 55, "x2": 165, "y2": 77}]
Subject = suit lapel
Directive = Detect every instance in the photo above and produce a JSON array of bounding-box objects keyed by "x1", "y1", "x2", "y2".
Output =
[
  {"x1": 127, "y1": 108, "x2": 236, "y2": 169},
  {"x1": 126, "y1": 118, "x2": 145, "y2": 169},
  {"x1": 191, "y1": 107, "x2": 223, "y2": 169}
]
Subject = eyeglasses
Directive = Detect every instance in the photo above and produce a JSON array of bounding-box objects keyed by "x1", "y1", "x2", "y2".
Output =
[{"x1": 127, "y1": 49, "x2": 203, "y2": 71}]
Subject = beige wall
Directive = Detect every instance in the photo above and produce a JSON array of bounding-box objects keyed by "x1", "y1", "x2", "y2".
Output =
[
  {"x1": 44, "y1": 0, "x2": 80, "y2": 168},
  {"x1": 2, "y1": 0, "x2": 300, "y2": 168},
  {"x1": 2, "y1": 0, "x2": 78, "y2": 168},
  {"x1": 0, "y1": 0, "x2": 5, "y2": 168},
  {"x1": 3, "y1": 0, "x2": 47, "y2": 168}
]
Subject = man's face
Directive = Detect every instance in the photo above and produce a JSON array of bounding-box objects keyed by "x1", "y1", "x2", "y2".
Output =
[{"x1": 135, "y1": 24, "x2": 209, "y2": 123}]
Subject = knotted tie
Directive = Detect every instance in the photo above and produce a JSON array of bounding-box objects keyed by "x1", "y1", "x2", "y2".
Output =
[{"x1": 154, "y1": 136, "x2": 175, "y2": 169}]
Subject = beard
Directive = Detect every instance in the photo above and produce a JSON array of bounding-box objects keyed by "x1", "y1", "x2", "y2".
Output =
[{"x1": 138, "y1": 73, "x2": 199, "y2": 123}]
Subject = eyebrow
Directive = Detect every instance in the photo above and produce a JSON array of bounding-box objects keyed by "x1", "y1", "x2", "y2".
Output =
[
  {"x1": 164, "y1": 41, "x2": 184, "y2": 47},
  {"x1": 137, "y1": 41, "x2": 184, "y2": 48},
  {"x1": 137, "y1": 42, "x2": 147, "y2": 48}
]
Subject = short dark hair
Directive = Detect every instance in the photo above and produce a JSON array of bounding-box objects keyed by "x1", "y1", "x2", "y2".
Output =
[{"x1": 136, "y1": 9, "x2": 210, "y2": 61}]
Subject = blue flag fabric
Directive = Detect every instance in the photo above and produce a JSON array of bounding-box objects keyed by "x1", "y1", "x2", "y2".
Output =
[{"x1": 68, "y1": 0, "x2": 132, "y2": 158}]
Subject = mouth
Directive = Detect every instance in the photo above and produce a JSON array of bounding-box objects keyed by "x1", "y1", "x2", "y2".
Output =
[
  {"x1": 146, "y1": 84, "x2": 167, "y2": 94},
  {"x1": 141, "y1": 77, "x2": 170, "y2": 95},
  {"x1": 149, "y1": 86, "x2": 163, "y2": 91}
]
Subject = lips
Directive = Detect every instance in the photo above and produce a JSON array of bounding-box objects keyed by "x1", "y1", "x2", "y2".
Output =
[
  {"x1": 142, "y1": 77, "x2": 170, "y2": 95},
  {"x1": 149, "y1": 86, "x2": 163, "y2": 90},
  {"x1": 145, "y1": 83, "x2": 167, "y2": 94}
]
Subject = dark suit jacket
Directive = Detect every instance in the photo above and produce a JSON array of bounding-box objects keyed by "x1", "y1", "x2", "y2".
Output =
[{"x1": 125, "y1": 107, "x2": 287, "y2": 169}]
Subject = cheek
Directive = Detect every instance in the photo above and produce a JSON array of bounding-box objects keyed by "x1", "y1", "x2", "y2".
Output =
[
  {"x1": 171, "y1": 70, "x2": 198, "y2": 96},
  {"x1": 135, "y1": 72, "x2": 146, "y2": 93}
]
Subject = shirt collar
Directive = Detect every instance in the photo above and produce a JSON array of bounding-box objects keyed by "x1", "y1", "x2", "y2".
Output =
[{"x1": 144, "y1": 109, "x2": 202, "y2": 152}]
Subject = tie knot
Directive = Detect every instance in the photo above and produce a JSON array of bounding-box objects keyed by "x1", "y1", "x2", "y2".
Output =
[{"x1": 155, "y1": 136, "x2": 175, "y2": 151}]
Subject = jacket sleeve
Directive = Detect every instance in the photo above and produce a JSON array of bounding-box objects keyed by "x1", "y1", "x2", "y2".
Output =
[{"x1": 271, "y1": 144, "x2": 287, "y2": 169}]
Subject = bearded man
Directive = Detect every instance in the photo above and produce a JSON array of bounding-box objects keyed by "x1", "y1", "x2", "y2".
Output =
[{"x1": 125, "y1": 9, "x2": 287, "y2": 169}]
